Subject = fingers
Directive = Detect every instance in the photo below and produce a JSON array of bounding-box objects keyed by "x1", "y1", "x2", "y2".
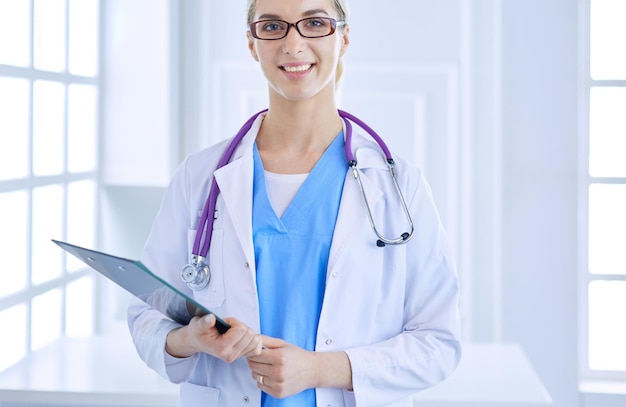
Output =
[
  {"x1": 211, "y1": 318, "x2": 262, "y2": 363},
  {"x1": 253, "y1": 372, "x2": 272, "y2": 390},
  {"x1": 247, "y1": 341, "x2": 317, "y2": 399},
  {"x1": 247, "y1": 335, "x2": 285, "y2": 363},
  {"x1": 250, "y1": 333, "x2": 263, "y2": 356},
  {"x1": 231, "y1": 326, "x2": 262, "y2": 358},
  {"x1": 257, "y1": 334, "x2": 284, "y2": 349}
]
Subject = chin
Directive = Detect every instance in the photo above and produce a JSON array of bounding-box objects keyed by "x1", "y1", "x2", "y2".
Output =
[
  {"x1": 273, "y1": 86, "x2": 321, "y2": 102},
  {"x1": 274, "y1": 83, "x2": 335, "y2": 103}
]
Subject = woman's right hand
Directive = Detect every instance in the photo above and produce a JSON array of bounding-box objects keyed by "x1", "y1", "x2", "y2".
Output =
[{"x1": 165, "y1": 314, "x2": 262, "y2": 362}]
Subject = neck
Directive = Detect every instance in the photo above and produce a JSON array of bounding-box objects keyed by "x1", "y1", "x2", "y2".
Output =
[{"x1": 255, "y1": 97, "x2": 344, "y2": 174}]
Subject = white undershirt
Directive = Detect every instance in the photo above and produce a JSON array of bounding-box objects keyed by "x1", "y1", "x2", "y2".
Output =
[{"x1": 264, "y1": 171, "x2": 308, "y2": 218}]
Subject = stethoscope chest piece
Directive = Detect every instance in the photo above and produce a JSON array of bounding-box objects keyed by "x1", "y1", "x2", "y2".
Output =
[{"x1": 181, "y1": 257, "x2": 210, "y2": 291}]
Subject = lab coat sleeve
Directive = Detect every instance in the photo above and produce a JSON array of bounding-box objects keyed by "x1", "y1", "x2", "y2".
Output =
[
  {"x1": 128, "y1": 298, "x2": 200, "y2": 383},
  {"x1": 127, "y1": 156, "x2": 202, "y2": 383},
  {"x1": 344, "y1": 171, "x2": 461, "y2": 406}
]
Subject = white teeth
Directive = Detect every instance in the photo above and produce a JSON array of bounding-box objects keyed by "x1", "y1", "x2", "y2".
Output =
[{"x1": 283, "y1": 64, "x2": 312, "y2": 72}]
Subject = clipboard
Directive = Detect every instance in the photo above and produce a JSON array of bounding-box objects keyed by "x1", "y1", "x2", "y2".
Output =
[{"x1": 52, "y1": 239, "x2": 230, "y2": 334}]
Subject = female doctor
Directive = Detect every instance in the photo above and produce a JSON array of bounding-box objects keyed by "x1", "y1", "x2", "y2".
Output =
[{"x1": 127, "y1": 0, "x2": 461, "y2": 406}]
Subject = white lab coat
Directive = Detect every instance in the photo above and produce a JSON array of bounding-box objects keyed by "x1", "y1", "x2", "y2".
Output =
[{"x1": 128, "y1": 114, "x2": 461, "y2": 407}]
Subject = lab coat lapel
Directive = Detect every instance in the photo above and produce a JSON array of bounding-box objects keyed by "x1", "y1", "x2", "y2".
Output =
[
  {"x1": 212, "y1": 116, "x2": 262, "y2": 271},
  {"x1": 328, "y1": 134, "x2": 385, "y2": 271},
  {"x1": 214, "y1": 155, "x2": 255, "y2": 268}
]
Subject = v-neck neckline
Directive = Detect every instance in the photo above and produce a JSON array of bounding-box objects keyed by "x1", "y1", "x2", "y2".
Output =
[{"x1": 252, "y1": 132, "x2": 345, "y2": 228}]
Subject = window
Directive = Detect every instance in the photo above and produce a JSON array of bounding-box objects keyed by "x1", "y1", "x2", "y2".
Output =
[
  {"x1": 0, "y1": 0, "x2": 100, "y2": 371},
  {"x1": 580, "y1": 0, "x2": 626, "y2": 380}
]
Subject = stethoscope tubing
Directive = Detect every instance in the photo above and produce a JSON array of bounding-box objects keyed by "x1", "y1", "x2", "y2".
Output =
[
  {"x1": 191, "y1": 109, "x2": 413, "y2": 260},
  {"x1": 341, "y1": 113, "x2": 414, "y2": 246},
  {"x1": 192, "y1": 110, "x2": 267, "y2": 259},
  {"x1": 339, "y1": 109, "x2": 393, "y2": 164}
]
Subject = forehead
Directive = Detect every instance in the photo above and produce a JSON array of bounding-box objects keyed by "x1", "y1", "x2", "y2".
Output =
[{"x1": 254, "y1": 0, "x2": 337, "y2": 19}]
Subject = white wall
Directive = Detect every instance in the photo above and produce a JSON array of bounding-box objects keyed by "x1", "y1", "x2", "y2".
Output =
[
  {"x1": 498, "y1": 2, "x2": 579, "y2": 407},
  {"x1": 101, "y1": 0, "x2": 176, "y2": 187},
  {"x1": 98, "y1": 0, "x2": 173, "y2": 333}
]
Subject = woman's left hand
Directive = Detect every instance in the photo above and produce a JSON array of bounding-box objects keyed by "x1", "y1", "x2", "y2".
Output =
[{"x1": 246, "y1": 335, "x2": 318, "y2": 399}]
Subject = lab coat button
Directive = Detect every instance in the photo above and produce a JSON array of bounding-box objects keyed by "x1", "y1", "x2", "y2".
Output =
[
  {"x1": 244, "y1": 262, "x2": 250, "y2": 268},
  {"x1": 331, "y1": 271, "x2": 339, "y2": 278},
  {"x1": 325, "y1": 338, "x2": 333, "y2": 345},
  {"x1": 243, "y1": 396, "x2": 250, "y2": 404}
]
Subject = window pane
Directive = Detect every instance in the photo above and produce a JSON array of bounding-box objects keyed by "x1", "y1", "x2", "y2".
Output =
[
  {"x1": 68, "y1": 84, "x2": 97, "y2": 173},
  {"x1": 589, "y1": 184, "x2": 626, "y2": 275},
  {"x1": 0, "y1": 0, "x2": 31, "y2": 67},
  {"x1": 68, "y1": 0, "x2": 99, "y2": 77},
  {"x1": 31, "y1": 289, "x2": 62, "y2": 351},
  {"x1": 65, "y1": 276, "x2": 94, "y2": 337},
  {"x1": 589, "y1": 87, "x2": 626, "y2": 177},
  {"x1": 33, "y1": 80, "x2": 65, "y2": 176},
  {"x1": 589, "y1": 280, "x2": 626, "y2": 371},
  {"x1": 66, "y1": 180, "x2": 95, "y2": 272},
  {"x1": 590, "y1": 0, "x2": 626, "y2": 80},
  {"x1": 33, "y1": 0, "x2": 67, "y2": 72},
  {"x1": 0, "y1": 191, "x2": 28, "y2": 298},
  {"x1": 0, "y1": 304, "x2": 27, "y2": 371},
  {"x1": 32, "y1": 184, "x2": 64, "y2": 285},
  {"x1": 0, "y1": 77, "x2": 30, "y2": 180}
]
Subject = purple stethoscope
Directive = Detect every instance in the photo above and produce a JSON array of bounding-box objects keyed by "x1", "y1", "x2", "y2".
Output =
[{"x1": 181, "y1": 109, "x2": 414, "y2": 291}]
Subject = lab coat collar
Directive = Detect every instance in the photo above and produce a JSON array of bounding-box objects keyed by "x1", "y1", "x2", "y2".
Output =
[
  {"x1": 232, "y1": 112, "x2": 265, "y2": 160},
  {"x1": 213, "y1": 112, "x2": 387, "y2": 274},
  {"x1": 233, "y1": 111, "x2": 390, "y2": 170}
]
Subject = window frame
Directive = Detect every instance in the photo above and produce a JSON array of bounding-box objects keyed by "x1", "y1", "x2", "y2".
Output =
[
  {"x1": 0, "y1": 0, "x2": 101, "y2": 370},
  {"x1": 578, "y1": 0, "x2": 626, "y2": 382}
]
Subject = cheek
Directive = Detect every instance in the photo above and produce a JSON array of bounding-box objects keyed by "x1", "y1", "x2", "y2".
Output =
[
  {"x1": 257, "y1": 54, "x2": 275, "y2": 75},
  {"x1": 329, "y1": 42, "x2": 344, "y2": 67},
  {"x1": 254, "y1": 43, "x2": 277, "y2": 64}
]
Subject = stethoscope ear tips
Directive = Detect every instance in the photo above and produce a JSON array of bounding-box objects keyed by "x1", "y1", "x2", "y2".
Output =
[{"x1": 376, "y1": 240, "x2": 386, "y2": 247}]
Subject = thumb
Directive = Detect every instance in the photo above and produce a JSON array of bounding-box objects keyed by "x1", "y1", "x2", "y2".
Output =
[{"x1": 203, "y1": 313, "x2": 216, "y2": 328}]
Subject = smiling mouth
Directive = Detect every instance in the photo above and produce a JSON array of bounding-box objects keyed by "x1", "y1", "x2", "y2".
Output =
[{"x1": 281, "y1": 64, "x2": 313, "y2": 72}]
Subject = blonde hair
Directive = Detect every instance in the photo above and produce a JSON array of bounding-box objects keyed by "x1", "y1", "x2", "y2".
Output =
[{"x1": 246, "y1": 0, "x2": 349, "y2": 87}]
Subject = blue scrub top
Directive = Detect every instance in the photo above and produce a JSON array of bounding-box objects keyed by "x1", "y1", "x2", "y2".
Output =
[{"x1": 252, "y1": 133, "x2": 346, "y2": 406}]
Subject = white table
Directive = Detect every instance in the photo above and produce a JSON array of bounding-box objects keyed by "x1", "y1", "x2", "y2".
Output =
[
  {"x1": 412, "y1": 343, "x2": 552, "y2": 406},
  {"x1": 0, "y1": 338, "x2": 551, "y2": 407},
  {"x1": 0, "y1": 335, "x2": 178, "y2": 407}
]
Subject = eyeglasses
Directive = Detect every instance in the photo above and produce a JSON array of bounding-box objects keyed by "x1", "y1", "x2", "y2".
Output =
[{"x1": 249, "y1": 17, "x2": 346, "y2": 40}]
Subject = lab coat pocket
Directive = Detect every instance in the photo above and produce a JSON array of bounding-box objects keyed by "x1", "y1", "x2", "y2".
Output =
[
  {"x1": 186, "y1": 228, "x2": 226, "y2": 308},
  {"x1": 179, "y1": 382, "x2": 220, "y2": 407}
]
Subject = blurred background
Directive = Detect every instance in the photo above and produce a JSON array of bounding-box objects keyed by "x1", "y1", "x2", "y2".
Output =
[{"x1": 0, "y1": 0, "x2": 625, "y2": 406}]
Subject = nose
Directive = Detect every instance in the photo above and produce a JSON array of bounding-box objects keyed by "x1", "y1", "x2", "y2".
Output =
[{"x1": 282, "y1": 24, "x2": 306, "y2": 55}]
